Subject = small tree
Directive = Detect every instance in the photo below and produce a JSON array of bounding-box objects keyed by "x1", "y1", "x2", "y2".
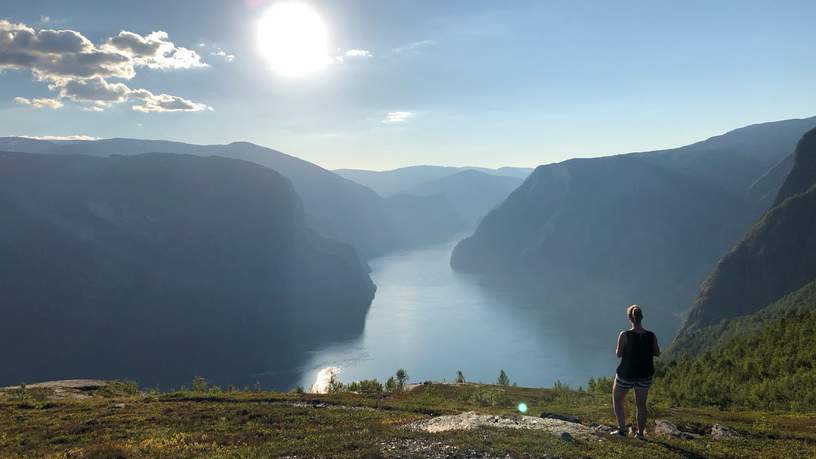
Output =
[
  {"x1": 497, "y1": 370, "x2": 510, "y2": 386},
  {"x1": 396, "y1": 369, "x2": 409, "y2": 391},
  {"x1": 191, "y1": 376, "x2": 208, "y2": 392},
  {"x1": 385, "y1": 376, "x2": 397, "y2": 393},
  {"x1": 456, "y1": 371, "x2": 466, "y2": 384}
]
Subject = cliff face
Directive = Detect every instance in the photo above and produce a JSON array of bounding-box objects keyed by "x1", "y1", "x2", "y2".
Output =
[
  {"x1": 451, "y1": 117, "x2": 816, "y2": 323},
  {"x1": 0, "y1": 152, "x2": 374, "y2": 389},
  {"x1": 675, "y1": 127, "x2": 816, "y2": 342}
]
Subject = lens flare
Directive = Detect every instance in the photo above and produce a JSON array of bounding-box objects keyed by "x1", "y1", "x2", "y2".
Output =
[{"x1": 517, "y1": 402, "x2": 528, "y2": 414}]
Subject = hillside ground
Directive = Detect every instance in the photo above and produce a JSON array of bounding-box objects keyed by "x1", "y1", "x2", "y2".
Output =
[{"x1": 1, "y1": 381, "x2": 815, "y2": 458}]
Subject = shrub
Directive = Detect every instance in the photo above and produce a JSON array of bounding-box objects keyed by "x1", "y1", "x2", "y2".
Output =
[
  {"x1": 396, "y1": 369, "x2": 409, "y2": 390},
  {"x1": 191, "y1": 376, "x2": 208, "y2": 392},
  {"x1": 456, "y1": 371, "x2": 466, "y2": 383},
  {"x1": 385, "y1": 376, "x2": 397, "y2": 393},
  {"x1": 497, "y1": 370, "x2": 510, "y2": 386}
]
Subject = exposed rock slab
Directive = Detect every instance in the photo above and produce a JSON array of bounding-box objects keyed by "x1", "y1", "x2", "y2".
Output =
[
  {"x1": 406, "y1": 411, "x2": 597, "y2": 440},
  {"x1": 0, "y1": 379, "x2": 108, "y2": 399},
  {"x1": 711, "y1": 424, "x2": 741, "y2": 440}
]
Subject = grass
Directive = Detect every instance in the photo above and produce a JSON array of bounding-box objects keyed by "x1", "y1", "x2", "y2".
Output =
[{"x1": 2, "y1": 382, "x2": 816, "y2": 458}]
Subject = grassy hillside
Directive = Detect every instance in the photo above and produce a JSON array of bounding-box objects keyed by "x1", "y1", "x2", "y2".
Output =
[
  {"x1": 657, "y1": 280, "x2": 816, "y2": 411},
  {"x1": 2, "y1": 380, "x2": 816, "y2": 458},
  {"x1": 669, "y1": 279, "x2": 816, "y2": 356}
]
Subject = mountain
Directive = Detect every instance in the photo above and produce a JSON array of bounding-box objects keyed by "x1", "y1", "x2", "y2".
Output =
[
  {"x1": 672, "y1": 127, "x2": 816, "y2": 349},
  {"x1": 0, "y1": 151, "x2": 375, "y2": 389},
  {"x1": 335, "y1": 165, "x2": 532, "y2": 197},
  {"x1": 383, "y1": 194, "x2": 469, "y2": 247},
  {"x1": 451, "y1": 117, "x2": 816, "y2": 333},
  {"x1": 400, "y1": 170, "x2": 523, "y2": 225},
  {"x1": 0, "y1": 138, "x2": 453, "y2": 259}
]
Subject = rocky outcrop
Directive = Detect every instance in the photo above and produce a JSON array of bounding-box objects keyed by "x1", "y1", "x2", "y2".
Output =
[
  {"x1": 710, "y1": 424, "x2": 741, "y2": 440},
  {"x1": 406, "y1": 411, "x2": 597, "y2": 440}
]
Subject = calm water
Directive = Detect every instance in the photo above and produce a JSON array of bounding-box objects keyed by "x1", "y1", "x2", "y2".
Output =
[{"x1": 298, "y1": 237, "x2": 631, "y2": 389}]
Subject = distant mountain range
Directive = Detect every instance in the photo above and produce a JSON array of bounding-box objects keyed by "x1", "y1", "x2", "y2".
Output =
[
  {"x1": 335, "y1": 165, "x2": 532, "y2": 196},
  {"x1": 451, "y1": 116, "x2": 816, "y2": 336},
  {"x1": 336, "y1": 165, "x2": 531, "y2": 226},
  {"x1": 0, "y1": 138, "x2": 466, "y2": 258},
  {"x1": 671, "y1": 126, "x2": 816, "y2": 355},
  {"x1": 0, "y1": 151, "x2": 375, "y2": 389}
]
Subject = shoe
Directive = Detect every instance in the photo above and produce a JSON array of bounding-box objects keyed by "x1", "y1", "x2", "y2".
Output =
[
  {"x1": 610, "y1": 429, "x2": 627, "y2": 437},
  {"x1": 635, "y1": 432, "x2": 645, "y2": 440}
]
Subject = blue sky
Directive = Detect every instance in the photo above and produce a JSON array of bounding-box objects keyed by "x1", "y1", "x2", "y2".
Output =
[{"x1": 1, "y1": 0, "x2": 814, "y2": 169}]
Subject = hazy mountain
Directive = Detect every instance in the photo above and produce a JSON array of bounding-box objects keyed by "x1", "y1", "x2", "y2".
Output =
[
  {"x1": 335, "y1": 165, "x2": 532, "y2": 196},
  {"x1": 0, "y1": 138, "x2": 405, "y2": 259},
  {"x1": 0, "y1": 151, "x2": 375, "y2": 389},
  {"x1": 672, "y1": 127, "x2": 816, "y2": 352},
  {"x1": 401, "y1": 170, "x2": 523, "y2": 225},
  {"x1": 451, "y1": 117, "x2": 816, "y2": 333},
  {"x1": 383, "y1": 194, "x2": 469, "y2": 247}
]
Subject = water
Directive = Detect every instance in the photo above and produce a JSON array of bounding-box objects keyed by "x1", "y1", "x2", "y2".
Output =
[{"x1": 298, "y1": 237, "x2": 630, "y2": 390}]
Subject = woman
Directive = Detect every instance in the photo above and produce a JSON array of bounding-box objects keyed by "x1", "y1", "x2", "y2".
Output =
[{"x1": 611, "y1": 304, "x2": 660, "y2": 439}]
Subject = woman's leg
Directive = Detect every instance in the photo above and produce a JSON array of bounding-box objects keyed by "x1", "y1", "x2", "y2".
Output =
[
  {"x1": 612, "y1": 380, "x2": 629, "y2": 431},
  {"x1": 633, "y1": 387, "x2": 649, "y2": 435}
]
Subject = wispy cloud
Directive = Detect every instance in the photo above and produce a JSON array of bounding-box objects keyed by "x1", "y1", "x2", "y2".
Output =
[
  {"x1": 210, "y1": 49, "x2": 235, "y2": 62},
  {"x1": 14, "y1": 96, "x2": 63, "y2": 109},
  {"x1": 382, "y1": 111, "x2": 414, "y2": 124},
  {"x1": 344, "y1": 49, "x2": 372, "y2": 58},
  {"x1": 0, "y1": 19, "x2": 210, "y2": 113},
  {"x1": 393, "y1": 40, "x2": 435, "y2": 55}
]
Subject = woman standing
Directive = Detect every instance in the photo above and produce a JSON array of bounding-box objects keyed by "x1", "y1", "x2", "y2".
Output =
[{"x1": 611, "y1": 304, "x2": 660, "y2": 439}]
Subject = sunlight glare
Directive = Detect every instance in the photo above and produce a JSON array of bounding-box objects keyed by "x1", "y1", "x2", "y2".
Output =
[{"x1": 257, "y1": 2, "x2": 330, "y2": 77}]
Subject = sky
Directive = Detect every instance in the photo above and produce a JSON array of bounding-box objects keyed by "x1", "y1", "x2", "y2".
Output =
[{"x1": 1, "y1": 0, "x2": 814, "y2": 170}]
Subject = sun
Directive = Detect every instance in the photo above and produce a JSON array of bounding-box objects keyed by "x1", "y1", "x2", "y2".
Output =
[{"x1": 257, "y1": 2, "x2": 330, "y2": 77}]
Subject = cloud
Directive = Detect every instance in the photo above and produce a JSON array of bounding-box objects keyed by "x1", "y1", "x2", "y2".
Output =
[
  {"x1": 393, "y1": 40, "x2": 435, "y2": 55},
  {"x1": 344, "y1": 49, "x2": 372, "y2": 58},
  {"x1": 14, "y1": 96, "x2": 63, "y2": 109},
  {"x1": 17, "y1": 134, "x2": 98, "y2": 141},
  {"x1": 382, "y1": 111, "x2": 414, "y2": 124},
  {"x1": 131, "y1": 91, "x2": 212, "y2": 113},
  {"x1": 103, "y1": 31, "x2": 208, "y2": 70},
  {"x1": 210, "y1": 49, "x2": 235, "y2": 62},
  {"x1": 55, "y1": 76, "x2": 131, "y2": 103},
  {"x1": 0, "y1": 19, "x2": 210, "y2": 113}
]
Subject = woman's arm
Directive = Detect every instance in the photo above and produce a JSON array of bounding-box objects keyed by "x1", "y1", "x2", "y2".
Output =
[
  {"x1": 615, "y1": 331, "x2": 625, "y2": 358},
  {"x1": 653, "y1": 333, "x2": 661, "y2": 357}
]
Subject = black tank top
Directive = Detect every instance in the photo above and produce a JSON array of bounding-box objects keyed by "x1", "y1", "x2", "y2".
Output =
[{"x1": 616, "y1": 330, "x2": 655, "y2": 380}]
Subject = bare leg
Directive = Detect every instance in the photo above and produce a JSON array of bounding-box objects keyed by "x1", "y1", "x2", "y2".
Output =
[
  {"x1": 634, "y1": 387, "x2": 649, "y2": 435},
  {"x1": 612, "y1": 380, "x2": 629, "y2": 432}
]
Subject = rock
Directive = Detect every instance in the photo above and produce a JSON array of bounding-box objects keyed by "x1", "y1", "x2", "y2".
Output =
[
  {"x1": 113, "y1": 403, "x2": 126, "y2": 409},
  {"x1": 541, "y1": 412, "x2": 581, "y2": 423},
  {"x1": 406, "y1": 411, "x2": 597, "y2": 440},
  {"x1": 591, "y1": 424, "x2": 615, "y2": 434},
  {"x1": 559, "y1": 432, "x2": 574, "y2": 442},
  {"x1": 654, "y1": 419, "x2": 683, "y2": 438},
  {"x1": 654, "y1": 419, "x2": 702, "y2": 440},
  {"x1": 711, "y1": 424, "x2": 741, "y2": 440}
]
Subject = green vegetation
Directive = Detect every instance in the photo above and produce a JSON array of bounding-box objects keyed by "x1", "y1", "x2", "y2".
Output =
[
  {"x1": 3, "y1": 378, "x2": 816, "y2": 458},
  {"x1": 497, "y1": 369, "x2": 510, "y2": 387},
  {"x1": 654, "y1": 279, "x2": 816, "y2": 411},
  {"x1": 670, "y1": 279, "x2": 816, "y2": 356}
]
